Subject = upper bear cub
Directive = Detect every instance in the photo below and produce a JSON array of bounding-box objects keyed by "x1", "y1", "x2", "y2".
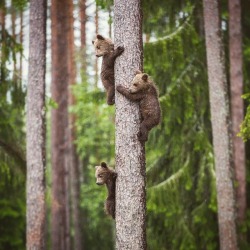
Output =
[
  {"x1": 116, "y1": 70, "x2": 161, "y2": 142},
  {"x1": 92, "y1": 34, "x2": 124, "y2": 105},
  {"x1": 95, "y1": 162, "x2": 117, "y2": 219}
]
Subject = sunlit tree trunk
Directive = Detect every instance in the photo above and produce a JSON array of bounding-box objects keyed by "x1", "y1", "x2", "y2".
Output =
[
  {"x1": 68, "y1": 1, "x2": 83, "y2": 249},
  {"x1": 26, "y1": 0, "x2": 47, "y2": 249},
  {"x1": 94, "y1": 3, "x2": 99, "y2": 87},
  {"x1": 203, "y1": 0, "x2": 238, "y2": 249},
  {"x1": 51, "y1": 0, "x2": 70, "y2": 249},
  {"x1": 19, "y1": 10, "x2": 23, "y2": 81},
  {"x1": 114, "y1": 0, "x2": 146, "y2": 249},
  {"x1": 79, "y1": 0, "x2": 86, "y2": 75},
  {"x1": 229, "y1": 0, "x2": 246, "y2": 227},
  {"x1": 11, "y1": 1, "x2": 17, "y2": 82}
]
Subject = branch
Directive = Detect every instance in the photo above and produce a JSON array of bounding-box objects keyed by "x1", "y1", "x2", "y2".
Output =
[{"x1": 0, "y1": 139, "x2": 26, "y2": 173}]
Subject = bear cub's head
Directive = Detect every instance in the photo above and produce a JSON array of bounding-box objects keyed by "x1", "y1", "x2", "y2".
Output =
[
  {"x1": 129, "y1": 70, "x2": 150, "y2": 94},
  {"x1": 92, "y1": 34, "x2": 114, "y2": 57},
  {"x1": 95, "y1": 162, "x2": 116, "y2": 185}
]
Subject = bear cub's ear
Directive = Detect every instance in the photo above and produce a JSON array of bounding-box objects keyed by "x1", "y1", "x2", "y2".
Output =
[
  {"x1": 97, "y1": 34, "x2": 105, "y2": 40},
  {"x1": 101, "y1": 162, "x2": 108, "y2": 168},
  {"x1": 135, "y1": 69, "x2": 142, "y2": 75},
  {"x1": 142, "y1": 73, "x2": 148, "y2": 81}
]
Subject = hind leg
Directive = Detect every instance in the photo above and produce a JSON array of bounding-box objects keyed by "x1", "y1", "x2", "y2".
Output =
[
  {"x1": 106, "y1": 86, "x2": 115, "y2": 105},
  {"x1": 138, "y1": 121, "x2": 149, "y2": 142}
]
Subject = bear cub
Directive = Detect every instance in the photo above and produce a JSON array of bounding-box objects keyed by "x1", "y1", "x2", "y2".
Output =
[
  {"x1": 95, "y1": 162, "x2": 117, "y2": 219},
  {"x1": 116, "y1": 70, "x2": 161, "y2": 142},
  {"x1": 92, "y1": 34, "x2": 124, "y2": 105}
]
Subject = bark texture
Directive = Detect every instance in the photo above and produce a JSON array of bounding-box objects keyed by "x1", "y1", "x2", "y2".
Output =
[
  {"x1": 26, "y1": 0, "x2": 47, "y2": 249},
  {"x1": 203, "y1": 0, "x2": 238, "y2": 249},
  {"x1": 114, "y1": 0, "x2": 146, "y2": 249},
  {"x1": 68, "y1": 1, "x2": 83, "y2": 249},
  {"x1": 229, "y1": 0, "x2": 246, "y2": 225},
  {"x1": 51, "y1": 0, "x2": 70, "y2": 249}
]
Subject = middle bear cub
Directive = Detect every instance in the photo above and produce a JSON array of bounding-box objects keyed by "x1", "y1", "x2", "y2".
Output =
[
  {"x1": 92, "y1": 34, "x2": 124, "y2": 105},
  {"x1": 117, "y1": 70, "x2": 161, "y2": 142}
]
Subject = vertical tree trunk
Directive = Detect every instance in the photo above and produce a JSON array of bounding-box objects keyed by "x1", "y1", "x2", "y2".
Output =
[
  {"x1": 19, "y1": 10, "x2": 23, "y2": 81},
  {"x1": 79, "y1": 0, "x2": 86, "y2": 75},
  {"x1": 229, "y1": 0, "x2": 246, "y2": 226},
  {"x1": 94, "y1": 4, "x2": 99, "y2": 87},
  {"x1": 114, "y1": 1, "x2": 146, "y2": 249},
  {"x1": 11, "y1": 1, "x2": 17, "y2": 82},
  {"x1": 0, "y1": 2, "x2": 6, "y2": 85},
  {"x1": 203, "y1": 0, "x2": 238, "y2": 249},
  {"x1": 68, "y1": 1, "x2": 83, "y2": 249},
  {"x1": 26, "y1": 0, "x2": 47, "y2": 249},
  {"x1": 51, "y1": 0, "x2": 69, "y2": 249}
]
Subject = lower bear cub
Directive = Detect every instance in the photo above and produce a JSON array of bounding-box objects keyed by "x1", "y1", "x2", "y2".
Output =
[
  {"x1": 116, "y1": 70, "x2": 161, "y2": 142},
  {"x1": 95, "y1": 162, "x2": 117, "y2": 219}
]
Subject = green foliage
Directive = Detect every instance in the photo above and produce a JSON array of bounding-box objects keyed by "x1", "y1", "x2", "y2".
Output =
[
  {"x1": 72, "y1": 82, "x2": 115, "y2": 249},
  {"x1": 239, "y1": 94, "x2": 250, "y2": 142},
  {"x1": 142, "y1": 1, "x2": 219, "y2": 249},
  {"x1": 0, "y1": 2, "x2": 27, "y2": 248}
]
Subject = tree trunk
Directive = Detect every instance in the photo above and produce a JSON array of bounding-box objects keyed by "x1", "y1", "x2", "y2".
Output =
[
  {"x1": 26, "y1": 0, "x2": 47, "y2": 249},
  {"x1": 94, "y1": 4, "x2": 99, "y2": 87},
  {"x1": 79, "y1": 0, "x2": 86, "y2": 75},
  {"x1": 68, "y1": 1, "x2": 83, "y2": 249},
  {"x1": 229, "y1": 0, "x2": 246, "y2": 226},
  {"x1": 19, "y1": 10, "x2": 23, "y2": 81},
  {"x1": 114, "y1": 1, "x2": 146, "y2": 249},
  {"x1": 51, "y1": 0, "x2": 70, "y2": 249},
  {"x1": 11, "y1": 1, "x2": 17, "y2": 82},
  {"x1": 0, "y1": 2, "x2": 6, "y2": 85},
  {"x1": 203, "y1": 0, "x2": 238, "y2": 249}
]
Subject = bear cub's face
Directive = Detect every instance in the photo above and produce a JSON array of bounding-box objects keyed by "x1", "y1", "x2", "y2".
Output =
[
  {"x1": 92, "y1": 34, "x2": 114, "y2": 57},
  {"x1": 95, "y1": 162, "x2": 112, "y2": 185},
  {"x1": 129, "y1": 70, "x2": 150, "y2": 94}
]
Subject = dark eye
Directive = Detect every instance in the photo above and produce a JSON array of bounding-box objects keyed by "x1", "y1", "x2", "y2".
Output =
[
  {"x1": 133, "y1": 83, "x2": 138, "y2": 87},
  {"x1": 96, "y1": 46, "x2": 100, "y2": 49},
  {"x1": 98, "y1": 174, "x2": 103, "y2": 178}
]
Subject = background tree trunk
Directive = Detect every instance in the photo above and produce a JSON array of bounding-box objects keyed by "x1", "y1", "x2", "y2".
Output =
[
  {"x1": 79, "y1": 0, "x2": 86, "y2": 75},
  {"x1": 203, "y1": 0, "x2": 238, "y2": 249},
  {"x1": 26, "y1": 0, "x2": 47, "y2": 249},
  {"x1": 229, "y1": 0, "x2": 246, "y2": 226},
  {"x1": 68, "y1": 1, "x2": 83, "y2": 249},
  {"x1": 94, "y1": 4, "x2": 99, "y2": 87},
  {"x1": 114, "y1": 0, "x2": 146, "y2": 249},
  {"x1": 51, "y1": 0, "x2": 70, "y2": 249}
]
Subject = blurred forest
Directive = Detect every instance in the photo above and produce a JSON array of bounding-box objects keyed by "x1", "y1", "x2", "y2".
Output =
[{"x1": 0, "y1": 0, "x2": 250, "y2": 249}]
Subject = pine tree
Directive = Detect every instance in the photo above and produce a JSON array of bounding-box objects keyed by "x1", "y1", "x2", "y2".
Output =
[
  {"x1": 26, "y1": 0, "x2": 47, "y2": 248},
  {"x1": 114, "y1": 0, "x2": 146, "y2": 249}
]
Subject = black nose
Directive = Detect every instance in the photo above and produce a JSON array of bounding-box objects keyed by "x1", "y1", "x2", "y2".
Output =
[{"x1": 96, "y1": 182, "x2": 102, "y2": 185}]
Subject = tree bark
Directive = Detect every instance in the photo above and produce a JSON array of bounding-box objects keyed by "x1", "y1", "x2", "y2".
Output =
[
  {"x1": 203, "y1": 0, "x2": 238, "y2": 249},
  {"x1": 114, "y1": 1, "x2": 146, "y2": 249},
  {"x1": 229, "y1": 0, "x2": 246, "y2": 226},
  {"x1": 68, "y1": 1, "x2": 83, "y2": 249},
  {"x1": 79, "y1": 0, "x2": 86, "y2": 75},
  {"x1": 26, "y1": 0, "x2": 47, "y2": 249},
  {"x1": 94, "y1": 4, "x2": 99, "y2": 87},
  {"x1": 51, "y1": 0, "x2": 70, "y2": 249}
]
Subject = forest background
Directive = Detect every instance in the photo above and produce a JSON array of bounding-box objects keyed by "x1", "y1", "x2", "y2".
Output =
[{"x1": 0, "y1": 0, "x2": 250, "y2": 249}]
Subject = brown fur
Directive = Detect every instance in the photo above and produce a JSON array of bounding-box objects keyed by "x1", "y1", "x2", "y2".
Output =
[
  {"x1": 116, "y1": 70, "x2": 161, "y2": 142},
  {"x1": 92, "y1": 34, "x2": 124, "y2": 105},
  {"x1": 95, "y1": 162, "x2": 117, "y2": 219}
]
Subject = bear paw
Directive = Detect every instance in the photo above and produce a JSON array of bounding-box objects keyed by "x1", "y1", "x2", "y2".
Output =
[{"x1": 117, "y1": 46, "x2": 124, "y2": 55}]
